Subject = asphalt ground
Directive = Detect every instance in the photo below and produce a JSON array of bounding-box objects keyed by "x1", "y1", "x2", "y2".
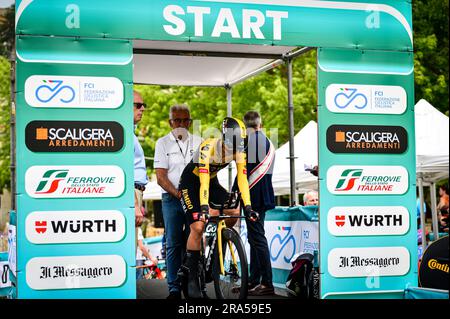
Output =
[{"x1": 137, "y1": 279, "x2": 290, "y2": 299}]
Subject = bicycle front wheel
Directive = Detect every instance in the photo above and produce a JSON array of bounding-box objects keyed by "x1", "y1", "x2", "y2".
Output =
[{"x1": 212, "y1": 227, "x2": 248, "y2": 299}]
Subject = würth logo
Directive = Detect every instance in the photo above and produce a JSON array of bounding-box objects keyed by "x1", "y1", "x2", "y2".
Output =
[
  {"x1": 34, "y1": 219, "x2": 116, "y2": 234},
  {"x1": 26, "y1": 211, "x2": 126, "y2": 244},
  {"x1": 335, "y1": 216, "x2": 345, "y2": 227},
  {"x1": 327, "y1": 207, "x2": 410, "y2": 236},
  {"x1": 335, "y1": 169, "x2": 363, "y2": 191},
  {"x1": 326, "y1": 125, "x2": 408, "y2": 154},
  {"x1": 35, "y1": 221, "x2": 47, "y2": 234},
  {"x1": 35, "y1": 170, "x2": 69, "y2": 194}
]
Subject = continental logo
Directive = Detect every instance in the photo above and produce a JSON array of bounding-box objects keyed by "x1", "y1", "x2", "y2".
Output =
[
  {"x1": 428, "y1": 259, "x2": 449, "y2": 273},
  {"x1": 26, "y1": 121, "x2": 124, "y2": 152},
  {"x1": 326, "y1": 125, "x2": 407, "y2": 154}
]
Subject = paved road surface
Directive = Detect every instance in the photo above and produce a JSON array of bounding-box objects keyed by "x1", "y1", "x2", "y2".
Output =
[{"x1": 137, "y1": 279, "x2": 290, "y2": 299}]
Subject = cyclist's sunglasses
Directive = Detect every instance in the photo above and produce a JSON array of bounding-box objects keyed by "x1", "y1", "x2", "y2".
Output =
[{"x1": 134, "y1": 102, "x2": 146, "y2": 109}]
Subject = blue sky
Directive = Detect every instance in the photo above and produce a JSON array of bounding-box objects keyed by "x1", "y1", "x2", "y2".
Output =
[{"x1": 0, "y1": 0, "x2": 14, "y2": 9}]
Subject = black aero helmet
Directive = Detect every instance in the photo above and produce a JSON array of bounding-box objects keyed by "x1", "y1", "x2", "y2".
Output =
[{"x1": 222, "y1": 117, "x2": 247, "y2": 152}]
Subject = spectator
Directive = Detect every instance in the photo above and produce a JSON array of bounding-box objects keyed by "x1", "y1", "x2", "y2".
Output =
[
  {"x1": 303, "y1": 190, "x2": 319, "y2": 206},
  {"x1": 154, "y1": 104, "x2": 202, "y2": 299},
  {"x1": 133, "y1": 91, "x2": 147, "y2": 244},
  {"x1": 435, "y1": 185, "x2": 449, "y2": 233},
  {"x1": 242, "y1": 111, "x2": 276, "y2": 296},
  {"x1": 136, "y1": 227, "x2": 158, "y2": 280}
]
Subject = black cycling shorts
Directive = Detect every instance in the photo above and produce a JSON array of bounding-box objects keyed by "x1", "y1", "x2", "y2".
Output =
[{"x1": 178, "y1": 163, "x2": 229, "y2": 224}]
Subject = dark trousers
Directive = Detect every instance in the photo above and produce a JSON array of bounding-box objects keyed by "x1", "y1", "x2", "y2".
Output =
[{"x1": 245, "y1": 207, "x2": 273, "y2": 287}]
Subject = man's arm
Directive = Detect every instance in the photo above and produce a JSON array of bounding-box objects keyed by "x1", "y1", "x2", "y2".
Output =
[
  {"x1": 156, "y1": 168, "x2": 180, "y2": 199},
  {"x1": 199, "y1": 140, "x2": 212, "y2": 207},
  {"x1": 138, "y1": 240, "x2": 158, "y2": 264},
  {"x1": 236, "y1": 151, "x2": 251, "y2": 207}
]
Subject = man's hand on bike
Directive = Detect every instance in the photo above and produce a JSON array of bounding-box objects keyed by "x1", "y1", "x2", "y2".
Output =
[
  {"x1": 200, "y1": 205, "x2": 210, "y2": 222},
  {"x1": 244, "y1": 205, "x2": 259, "y2": 222}
]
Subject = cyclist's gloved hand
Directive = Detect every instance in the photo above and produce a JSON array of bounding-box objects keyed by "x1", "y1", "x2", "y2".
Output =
[
  {"x1": 244, "y1": 205, "x2": 259, "y2": 222},
  {"x1": 200, "y1": 205, "x2": 210, "y2": 221}
]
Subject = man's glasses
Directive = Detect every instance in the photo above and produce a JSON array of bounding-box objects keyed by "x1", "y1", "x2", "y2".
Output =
[
  {"x1": 170, "y1": 118, "x2": 192, "y2": 124},
  {"x1": 134, "y1": 102, "x2": 146, "y2": 109}
]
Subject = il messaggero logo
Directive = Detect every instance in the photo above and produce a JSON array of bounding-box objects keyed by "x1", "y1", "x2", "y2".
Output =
[
  {"x1": 327, "y1": 166, "x2": 409, "y2": 195},
  {"x1": 26, "y1": 255, "x2": 126, "y2": 290},
  {"x1": 326, "y1": 125, "x2": 408, "y2": 154},
  {"x1": 25, "y1": 166, "x2": 125, "y2": 198},
  {"x1": 25, "y1": 121, "x2": 124, "y2": 152},
  {"x1": 326, "y1": 84, "x2": 407, "y2": 114},
  {"x1": 25, "y1": 75, "x2": 123, "y2": 108}
]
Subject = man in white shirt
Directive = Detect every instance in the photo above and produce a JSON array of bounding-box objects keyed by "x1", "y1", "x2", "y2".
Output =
[{"x1": 154, "y1": 104, "x2": 202, "y2": 299}]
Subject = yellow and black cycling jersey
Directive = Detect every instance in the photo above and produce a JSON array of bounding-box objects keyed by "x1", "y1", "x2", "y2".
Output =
[{"x1": 185, "y1": 137, "x2": 251, "y2": 208}]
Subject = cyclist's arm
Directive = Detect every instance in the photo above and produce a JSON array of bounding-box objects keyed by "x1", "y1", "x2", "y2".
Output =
[
  {"x1": 199, "y1": 140, "x2": 213, "y2": 207},
  {"x1": 235, "y1": 151, "x2": 251, "y2": 207}
]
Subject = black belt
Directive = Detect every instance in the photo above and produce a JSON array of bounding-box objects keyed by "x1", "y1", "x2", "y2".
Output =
[{"x1": 134, "y1": 183, "x2": 146, "y2": 191}]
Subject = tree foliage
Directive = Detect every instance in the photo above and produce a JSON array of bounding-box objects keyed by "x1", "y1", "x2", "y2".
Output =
[
  {"x1": 413, "y1": 0, "x2": 449, "y2": 115},
  {"x1": 0, "y1": 56, "x2": 10, "y2": 190}
]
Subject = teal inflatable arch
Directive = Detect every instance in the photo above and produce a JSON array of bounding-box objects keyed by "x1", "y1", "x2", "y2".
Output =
[{"x1": 13, "y1": 0, "x2": 416, "y2": 299}]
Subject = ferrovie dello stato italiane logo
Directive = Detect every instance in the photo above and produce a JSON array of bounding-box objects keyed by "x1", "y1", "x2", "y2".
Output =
[
  {"x1": 25, "y1": 166, "x2": 125, "y2": 198},
  {"x1": 327, "y1": 166, "x2": 409, "y2": 195}
]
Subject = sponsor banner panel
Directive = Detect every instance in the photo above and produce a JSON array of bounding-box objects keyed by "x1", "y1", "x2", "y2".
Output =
[
  {"x1": 328, "y1": 206, "x2": 410, "y2": 236},
  {"x1": 328, "y1": 247, "x2": 410, "y2": 278},
  {"x1": 7, "y1": 225, "x2": 17, "y2": 276},
  {"x1": 25, "y1": 210, "x2": 126, "y2": 244},
  {"x1": 326, "y1": 84, "x2": 407, "y2": 114},
  {"x1": 243, "y1": 220, "x2": 319, "y2": 270},
  {"x1": 25, "y1": 75, "x2": 123, "y2": 108},
  {"x1": 25, "y1": 121, "x2": 124, "y2": 153},
  {"x1": 0, "y1": 261, "x2": 11, "y2": 289},
  {"x1": 326, "y1": 125, "x2": 407, "y2": 154},
  {"x1": 326, "y1": 165, "x2": 409, "y2": 195},
  {"x1": 26, "y1": 255, "x2": 126, "y2": 290},
  {"x1": 25, "y1": 165, "x2": 125, "y2": 198}
]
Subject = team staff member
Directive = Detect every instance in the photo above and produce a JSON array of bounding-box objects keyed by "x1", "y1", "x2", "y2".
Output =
[
  {"x1": 154, "y1": 104, "x2": 202, "y2": 299},
  {"x1": 241, "y1": 111, "x2": 275, "y2": 296}
]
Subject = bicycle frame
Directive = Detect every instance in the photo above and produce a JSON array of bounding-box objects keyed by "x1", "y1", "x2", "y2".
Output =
[{"x1": 206, "y1": 214, "x2": 245, "y2": 276}]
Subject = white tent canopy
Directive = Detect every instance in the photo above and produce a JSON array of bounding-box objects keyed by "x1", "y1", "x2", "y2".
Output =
[
  {"x1": 414, "y1": 99, "x2": 449, "y2": 183},
  {"x1": 133, "y1": 40, "x2": 297, "y2": 86},
  {"x1": 270, "y1": 120, "x2": 318, "y2": 195}
]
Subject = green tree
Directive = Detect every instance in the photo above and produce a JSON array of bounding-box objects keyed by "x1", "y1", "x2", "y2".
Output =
[
  {"x1": 0, "y1": 5, "x2": 15, "y2": 58},
  {"x1": 0, "y1": 56, "x2": 10, "y2": 190},
  {"x1": 413, "y1": 0, "x2": 449, "y2": 115}
]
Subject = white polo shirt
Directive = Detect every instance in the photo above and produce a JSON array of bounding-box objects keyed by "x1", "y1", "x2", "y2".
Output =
[{"x1": 154, "y1": 132, "x2": 202, "y2": 193}]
